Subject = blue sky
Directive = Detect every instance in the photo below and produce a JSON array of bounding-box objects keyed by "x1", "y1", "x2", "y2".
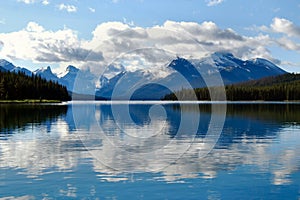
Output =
[{"x1": 1, "y1": 0, "x2": 300, "y2": 73}]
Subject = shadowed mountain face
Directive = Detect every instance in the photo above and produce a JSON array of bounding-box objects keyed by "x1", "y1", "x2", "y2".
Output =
[
  {"x1": 1, "y1": 52, "x2": 286, "y2": 99},
  {"x1": 214, "y1": 53, "x2": 286, "y2": 84},
  {"x1": 0, "y1": 59, "x2": 15, "y2": 71},
  {"x1": 96, "y1": 52, "x2": 286, "y2": 100}
]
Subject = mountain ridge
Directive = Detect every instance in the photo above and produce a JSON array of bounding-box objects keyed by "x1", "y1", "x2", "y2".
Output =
[
  {"x1": 0, "y1": 52, "x2": 288, "y2": 99},
  {"x1": 97, "y1": 52, "x2": 287, "y2": 99}
]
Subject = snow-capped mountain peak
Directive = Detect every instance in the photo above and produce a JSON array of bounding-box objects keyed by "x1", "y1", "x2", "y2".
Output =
[
  {"x1": 57, "y1": 65, "x2": 79, "y2": 78},
  {"x1": 96, "y1": 52, "x2": 287, "y2": 99},
  {"x1": 249, "y1": 58, "x2": 278, "y2": 69},
  {"x1": 0, "y1": 52, "x2": 287, "y2": 99},
  {"x1": 34, "y1": 66, "x2": 59, "y2": 82},
  {"x1": 66, "y1": 65, "x2": 79, "y2": 73},
  {"x1": 34, "y1": 66, "x2": 52, "y2": 75}
]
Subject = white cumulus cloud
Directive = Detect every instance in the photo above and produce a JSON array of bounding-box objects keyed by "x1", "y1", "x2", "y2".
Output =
[
  {"x1": 17, "y1": 0, "x2": 37, "y2": 4},
  {"x1": 1, "y1": 19, "x2": 300, "y2": 73},
  {"x1": 17, "y1": 0, "x2": 49, "y2": 5},
  {"x1": 276, "y1": 37, "x2": 300, "y2": 52},
  {"x1": 0, "y1": 22, "x2": 103, "y2": 67},
  {"x1": 42, "y1": 0, "x2": 50, "y2": 5},
  {"x1": 271, "y1": 17, "x2": 300, "y2": 38},
  {"x1": 88, "y1": 7, "x2": 96, "y2": 13},
  {"x1": 206, "y1": 0, "x2": 224, "y2": 6},
  {"x1": 58, "y1": 3, "x2": 77, "y2": 13}
]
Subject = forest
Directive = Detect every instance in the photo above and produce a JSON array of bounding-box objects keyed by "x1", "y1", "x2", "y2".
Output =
[
  {"x1": 0, "y1": 71, "x2": 70, "y2": 101},
  {"x1": 163, "y1": 73, "x2": 300, "y2": 101}
]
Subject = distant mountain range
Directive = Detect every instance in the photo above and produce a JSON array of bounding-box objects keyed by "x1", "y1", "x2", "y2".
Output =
[
  {"x1": 0, "y1": 59, "x2": 96, "y2": 95},
  {"x1": 96, "y1": 52, "x2": 287, "y2": 99},
  {"x1": 0, "y1": 52, "x2": 287, "y2": 100}
]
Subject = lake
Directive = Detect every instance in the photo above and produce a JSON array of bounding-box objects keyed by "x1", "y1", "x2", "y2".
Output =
[{"x1": 0, "y1": 101, "x2": 299, "y2": 199}]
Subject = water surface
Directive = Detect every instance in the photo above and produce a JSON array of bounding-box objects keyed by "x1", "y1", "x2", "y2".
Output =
[{"x1": 0, "y1": 102, "x2": 299, "y2": 199}]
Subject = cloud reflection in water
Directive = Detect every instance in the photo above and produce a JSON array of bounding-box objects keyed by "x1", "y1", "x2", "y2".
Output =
[{"x1": 0, "y1": 103, "x2": 299, "y2": 186}]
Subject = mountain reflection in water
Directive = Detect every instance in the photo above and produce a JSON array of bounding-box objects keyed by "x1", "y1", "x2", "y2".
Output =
[{"x1": 0, "y1": 102, "x2": 299, "y2": 193}]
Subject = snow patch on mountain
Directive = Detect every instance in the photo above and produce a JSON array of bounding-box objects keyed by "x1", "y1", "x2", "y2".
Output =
[
  {"x1": 0, "y1": 51, "x2": 287, "y2": 99},
  {"x1": 96, "y1": 52, "x2": 287, "y2": 99},
  {"x1": 34, "y1": 66, "x2": 59, "y2": 82}
]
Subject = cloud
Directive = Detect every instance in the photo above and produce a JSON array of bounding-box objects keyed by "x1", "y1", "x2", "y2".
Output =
[
  {"x1": 123, "y1": 17, "x2": 134, "y2": 26},
  {"x1": 206, "y1": 0, "x2": 224, "y2": 6},
  {"x1": 163, "y1": 21, "x2": 244, "y2": 41},
  {"x1": 17, "y1": 0, "x2": 37, "y2": 4},
  {"x1": 249, "y1": 17, "x2": 300, "y2": 55},
  {"x1": 26, "y1": 21, "x2": 44, "y2": 32},
  {"x1": 88, "y1": 7, "x2": 95, "y2": 13},
  {"x1": 275, "y1": 37, "x2": 300, "y2": 52},
  {"x1": 0, "y1": 22, "x2": 102, "y2": 65},
  {"x1": 111, "y1": 0, "x2": 119, "y2": 3},
  {"x1": 1, "y1": 19, "x2": 299, "y2": 73},
  {"x1": 58, "y1": 3, "x2": 77, "y2": 13},
  {"x1": 79, "y1": 20, "x2": 278, "y2": 74},
  {"x1": 35, "y1": 43, "x2": 103, "y2": 62},
  {"x1": 17, "y1": 0, "x2": 49, "y2": 5},
  {"x1": 270, "y1": 17, "x2": 300, "y2": 38},
  {"x1": 0, "y1": 41, "x2": 3, "y2": 51},
  {"x1": 42, "y1": 0, "x2": 49, "y2": 5},
  {"x1": 256, "y1": 17, "x2": 300, "y2": 39}
]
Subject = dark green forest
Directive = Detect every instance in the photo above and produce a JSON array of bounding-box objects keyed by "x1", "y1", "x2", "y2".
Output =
[
  {"x1": 0, "y1": 71, "x2": 70, "y2": 101},
  {"x1": 163, "y1": 73, "x2": 300, "y2": 101}
]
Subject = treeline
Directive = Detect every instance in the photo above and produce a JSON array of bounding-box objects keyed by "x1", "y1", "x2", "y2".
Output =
[
  {"x1": 0, "y1": 71, "x2": 70, "y2": 101},
  {"x1": 237, "y1": 73, "x2": 300, "y2": 87},
  {"x1": 163, "y1": 73, "x2": 300, "y2": 101}
]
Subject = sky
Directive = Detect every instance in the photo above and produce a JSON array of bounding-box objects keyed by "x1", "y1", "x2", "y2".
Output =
[{"x1": 0, "y1": 0, "x2": 300, "y2": 73}]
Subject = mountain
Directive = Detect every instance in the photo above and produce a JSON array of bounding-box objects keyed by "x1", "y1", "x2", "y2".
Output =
[
  {"x1": 0, "y1": 59, "x2": 32, "y2": 76},
  {"x1": 58, "y1": 65, "x2": 79, "y2": 91},
  {"x1": 34, "y1": 65, "x2": 96, "y2": 95},
  {"x1": 97, "y1": 71, "x2": 126, "y2": 98},
  {"x1": 0, "y1": 59, "x2": 15, "y2": 71},
  {"x1": 60, "y1": 66, "x2": 96, "y2": 95},
  {"x1": 34, "y1": 66, "x2": 59, "y2": 82},
  {"x1": 11, "y1": 67, "x2": 32, "y2": 76},
  {"x1": 96, "y1": 52, "x2": 287, "y2": 100},
  {"x1": 0, "y1": 59, "x2": 96, "y2": 95},
  {"x1": 193, "y1": 52, "x2": 287, "y2": 87},
  {"x1": 195, "y1": 52, "x2": 287, "y2": 84},
  {"x1": 0, "y1": 52, "x2": 288, "y2": 100}
]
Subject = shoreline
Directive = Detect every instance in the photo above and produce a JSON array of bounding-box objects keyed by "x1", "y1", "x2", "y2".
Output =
[
  {"x1": 0, "y1": 99, "x2": 63, "y2": 104},
  {"x1": 1, "y1": 99, "x2": 300, "y2": 105}
]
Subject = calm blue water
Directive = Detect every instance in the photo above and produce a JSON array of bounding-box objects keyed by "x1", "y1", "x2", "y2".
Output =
[{"x1": 0, "y1": 102, "x2": 299, "y2": 199}]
